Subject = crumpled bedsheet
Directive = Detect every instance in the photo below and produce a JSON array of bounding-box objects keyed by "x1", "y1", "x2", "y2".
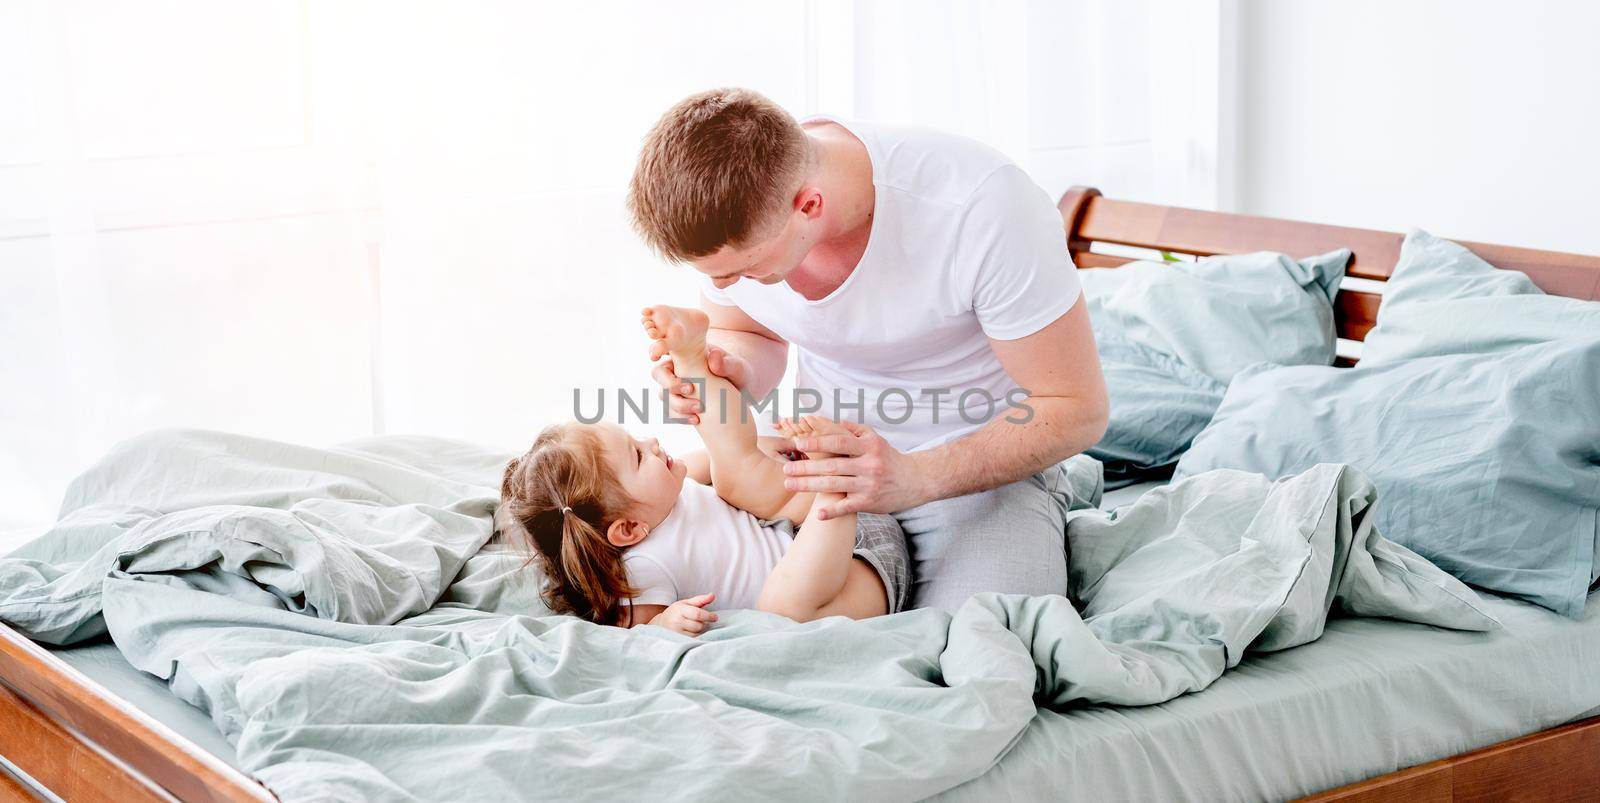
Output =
[{"x1": 0, "y1": 429, "x2": 1496, "y2": 802}]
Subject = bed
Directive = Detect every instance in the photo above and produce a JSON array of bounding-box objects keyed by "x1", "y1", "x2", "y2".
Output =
[{"x1": 2, "y1": 186, "x2": 1597, "y2": 801}]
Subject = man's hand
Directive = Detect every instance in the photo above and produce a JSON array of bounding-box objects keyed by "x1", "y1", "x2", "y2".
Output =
[
  {"x1": 649, "y1": 342, "x2": 753, "y2": 426},
  {"x1": 650, "y1": 592, "x2": 718, "y2": 636},
  {"x1": 780, "y1": 421, "x2": 933, "y2": 519}
]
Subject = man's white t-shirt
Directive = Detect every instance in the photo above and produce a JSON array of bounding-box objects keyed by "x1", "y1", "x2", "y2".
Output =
[
  {"x1": 700, "y1": 116, "x2": 1083, "y2": 452},
  {"x1": 623, "y1": 481, "x2": 792, "y2": 612}
]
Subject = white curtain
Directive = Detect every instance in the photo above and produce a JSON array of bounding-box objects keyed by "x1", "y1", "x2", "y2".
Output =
[{"x1": 0, "y1": 0, "x2": 1223, "y2": 535}]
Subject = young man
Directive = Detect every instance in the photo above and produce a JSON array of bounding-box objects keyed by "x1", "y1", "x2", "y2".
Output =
[{"x1": 627, "y1": 87, "x2": 1108, "y2": 612}]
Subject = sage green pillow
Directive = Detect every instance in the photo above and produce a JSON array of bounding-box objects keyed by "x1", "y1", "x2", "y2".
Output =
[
  {"x1": 1360, "y1": 230, "x2": 1600, "y2": 587},
  {"x1": 1178, "y1": 338, "x2": 1600, "y2": 618},
  {"x1": 1360, "y1": 229, "x2": 1600, "y2": 364},
  {"x1": 1078, "y1": 249, "x2": 1348, "y2": 384}
]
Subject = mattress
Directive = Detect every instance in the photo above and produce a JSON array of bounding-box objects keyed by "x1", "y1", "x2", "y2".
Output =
[
  {"x1": 926, "y1": 479, "x2": 1600, "y2": 800},
  {"x1": 44, "y1": 479, "x2": 1600, "y2": 801},
  {"x1": 49, "y1": 640, "x2": 242, "y2": 769}
]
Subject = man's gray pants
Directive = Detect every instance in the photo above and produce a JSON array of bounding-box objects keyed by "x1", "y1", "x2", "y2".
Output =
[{"x1": 892, "y1": 459, "x2": 1087, "y2": 612}]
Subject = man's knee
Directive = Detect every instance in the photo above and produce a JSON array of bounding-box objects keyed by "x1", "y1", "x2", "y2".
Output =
[
  {"x1": 900, "y1": 474, "x2": 1069, "y2": 611},
  {"x1": 910, "y1": 532, "x2": 1067, "y2": 611}
]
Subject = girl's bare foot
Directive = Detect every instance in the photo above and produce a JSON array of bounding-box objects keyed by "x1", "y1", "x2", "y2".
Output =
[
  {"x1": 777, "y1": 415, "x2": 849, "y2": 460},
  {"x1": 640, "y1": 305, "x2": 711, "y2": 357}
]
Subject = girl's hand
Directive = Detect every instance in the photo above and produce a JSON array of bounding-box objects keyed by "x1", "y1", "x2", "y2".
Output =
[{"x1": 651, "y1": 593, "x2": 718, "y2": 636}]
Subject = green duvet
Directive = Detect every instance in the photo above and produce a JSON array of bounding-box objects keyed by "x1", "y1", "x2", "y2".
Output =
[{"x1": 0, "y1": 430, "x2": 1495, "y2": 801}]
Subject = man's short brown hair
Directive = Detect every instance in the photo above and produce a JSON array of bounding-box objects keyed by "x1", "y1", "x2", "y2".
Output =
[{"x1": 627, "y1": 88, "x2": 809, "y2": 263}]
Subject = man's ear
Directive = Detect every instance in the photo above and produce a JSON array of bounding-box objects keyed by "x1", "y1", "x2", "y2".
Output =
[
  {"x1": 795, "y1": 186, "x2": 823, "y2": 218},
  {"x1": 606, "y1": 518, "x2": 649, "y2": 548}
]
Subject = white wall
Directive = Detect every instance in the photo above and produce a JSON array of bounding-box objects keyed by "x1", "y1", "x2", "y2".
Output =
[
  {"x1": 1234, "y1": 0, "x2": 1600, "y2": 254},
  {"x1": 28, "y1": 1, "x2": 1593, "y2": 540},
  {"x1": 812, "y1": 0, "x2": 1227, "y2": 211},
  {"x1": 0, "y1": 1, "x2": 806, "y2": 533},
  {"x1": 0, "y1": 0, "x2": 1201, "y2": 535}
]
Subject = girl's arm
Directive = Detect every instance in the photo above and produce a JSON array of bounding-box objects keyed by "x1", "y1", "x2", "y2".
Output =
[
  {"x1": 618, "y1": 594, "x2": 718, "y2": 636},
  {"x1": 619, "y1": 604, "x2": 666, "y2": 627},
  {"x1": 678, "y1": 438, "x2": 797, "y2": 486},
  {"x1": 678, "y1": 449, "x2": 712, "y2": 485}
]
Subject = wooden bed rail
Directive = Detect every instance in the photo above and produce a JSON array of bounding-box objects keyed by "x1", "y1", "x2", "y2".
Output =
[
  {"x1": 0, "y1": 623, "x2": 273, "y2": 802},
  {"x1": 1299, "y1": 713, "x2": 1600, "y2": 802},
  {"x1": 1056, "y1": 185, "x2": 1600, "y2": 345}
]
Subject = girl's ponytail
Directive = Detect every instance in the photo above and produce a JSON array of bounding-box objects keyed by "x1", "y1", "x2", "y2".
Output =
[
  {"x1": 496, "y1": 424, "x2": 637, "y2": 625},
  {"x1": 556, "y1": 503, "x2": 636, "y2": 623}
]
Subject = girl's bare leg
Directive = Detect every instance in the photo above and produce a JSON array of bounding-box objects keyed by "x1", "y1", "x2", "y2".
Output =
[
  {"x1": 756, "y1": 416, "x2": 888, "y2": 622},
  {"x1": 641, "y1": 305, "x2": 800, "y2": 518}
]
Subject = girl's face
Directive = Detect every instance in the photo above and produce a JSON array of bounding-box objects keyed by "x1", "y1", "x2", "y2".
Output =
[{"x1": 594, "y1": 423, "x2": 687, "y2": 530}]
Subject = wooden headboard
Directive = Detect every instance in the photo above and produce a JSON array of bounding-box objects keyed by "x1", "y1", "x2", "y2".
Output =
[{"x1": 1056, "y1": 186, "x2": 1600, "y2": 344}]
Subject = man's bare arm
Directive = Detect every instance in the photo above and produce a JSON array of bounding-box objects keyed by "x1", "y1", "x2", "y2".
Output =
[
  {"x1": 701, "y1": 294, "x2": 789, "y2": 400},
  {"x1": 782, "y1": 297, "x2": 1108, "y2": 519},
  {"x1": 911, "y1": 297, "x2": 1108, "y2": 500}
]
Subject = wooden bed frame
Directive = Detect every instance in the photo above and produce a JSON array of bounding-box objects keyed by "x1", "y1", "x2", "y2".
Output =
[
  {"x1": 2, "y1": 186, "x2": 1597, "y2": 801},
  {"x1": 1057, "y1": 186, "x2": 1600, "y2": 802}
]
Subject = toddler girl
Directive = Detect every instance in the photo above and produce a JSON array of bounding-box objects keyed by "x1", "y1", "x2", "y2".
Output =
[{"x1": 497, "y1": 305, "x2": 909, "y2": 635}]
